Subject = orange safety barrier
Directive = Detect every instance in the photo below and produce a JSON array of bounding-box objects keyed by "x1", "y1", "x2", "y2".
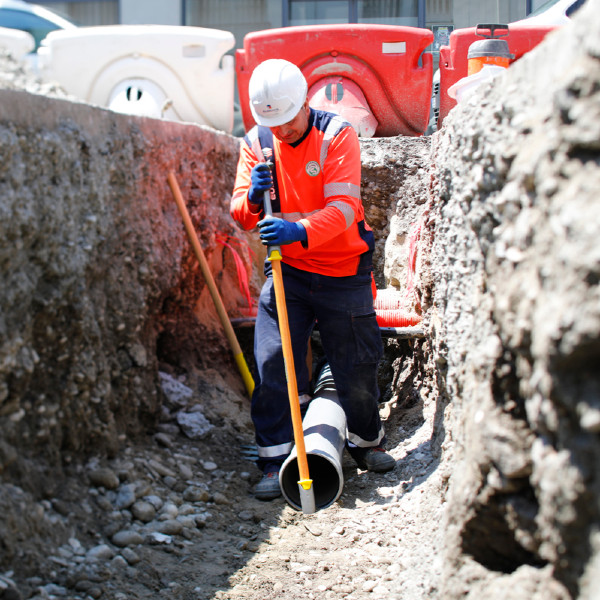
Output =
[
  {"x1": 438, "y1": 23, "x2": 559, "y2": 129},
  {"x1": 236, "y1": 24, "x2": 434, "y2": 137}
]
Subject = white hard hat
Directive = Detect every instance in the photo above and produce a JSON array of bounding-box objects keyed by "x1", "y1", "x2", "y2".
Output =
[{"x1": 248, "y1": 59, "x2": 308, "y2": 127}]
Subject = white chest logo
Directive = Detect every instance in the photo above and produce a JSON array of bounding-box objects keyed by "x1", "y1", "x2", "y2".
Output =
[{"x1": 305, "y1": 161, "x2": 320, "y2": 177}]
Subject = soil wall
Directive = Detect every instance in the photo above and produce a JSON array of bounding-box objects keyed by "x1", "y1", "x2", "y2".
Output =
[
  {"x1": 0, "y1": 91, "x2": 248, "y2": 491},
  {"x1": 423, "y1": 1, "x2": 600, "y2": 597}
]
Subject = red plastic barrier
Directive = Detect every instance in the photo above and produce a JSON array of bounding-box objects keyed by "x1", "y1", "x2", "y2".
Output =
[
  {"x1": 236, "y1": 24, "x2": 434, "y2": 137},
  {"x1": 438, "y1": 23, "x2": 559, "y2": 129}
]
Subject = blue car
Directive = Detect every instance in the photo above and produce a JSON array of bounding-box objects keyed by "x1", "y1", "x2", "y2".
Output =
[{"x1": 0, "y1": 0, "x2": 75, "y2": 51}]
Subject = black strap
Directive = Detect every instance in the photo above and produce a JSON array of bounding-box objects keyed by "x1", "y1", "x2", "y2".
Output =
[{"x1": 256, "y1": 127, "x2": 281, "y2": 214}]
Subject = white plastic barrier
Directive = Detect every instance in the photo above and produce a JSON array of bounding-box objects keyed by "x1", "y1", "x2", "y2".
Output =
[
  {"x1": 0, "y1": 26, "x2": 34, "y2": 58},
  {"x1": 38, "y1": 25, "x2": 235, "y2": 133}
]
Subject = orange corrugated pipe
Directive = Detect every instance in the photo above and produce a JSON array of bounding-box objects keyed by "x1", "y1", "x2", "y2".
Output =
[{"x1": 375, "y1": 309, "x2": 422, "y2": 328}]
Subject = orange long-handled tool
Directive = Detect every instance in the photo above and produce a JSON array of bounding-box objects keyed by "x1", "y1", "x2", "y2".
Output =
[
  {"x1": 261, "y1": 157, "x2": 315, "y2": 515},
  {"x1": 167, "y1": 171, "x2": 254, "y2": 398}
]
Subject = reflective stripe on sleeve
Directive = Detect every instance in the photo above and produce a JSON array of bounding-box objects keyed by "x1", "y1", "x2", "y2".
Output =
[
  {"x1": 232, "y1": 189, "x2": 247, "y2": 203},
  {"x1": 280, "y1": 209, "x2": 318, "y2": 221},
  {"x1": 281, "y1": 200, "x2": 354, "y2": 227},
  {"x1": 328, "y1": 200, "x2": 355, "y2": 228},
  {"x1": 324, "y1": 182, "x2": 360, "y2": 199}
]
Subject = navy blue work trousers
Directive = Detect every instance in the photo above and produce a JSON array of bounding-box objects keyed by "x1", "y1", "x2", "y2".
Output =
[{"x1": 252, "y1": 261, "x2": 384, "y2": 471}]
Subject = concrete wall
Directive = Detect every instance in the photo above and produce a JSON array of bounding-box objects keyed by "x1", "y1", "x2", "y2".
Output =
[
  {"x1": 452, "y1": 0, "x2": 527, "y2": 28},
  {"x1": 120, "y1": 0, "x2": 182, "y2": 25},
  {"x1": 115, "y1": 0, "x2": 531, "y2": 32}
]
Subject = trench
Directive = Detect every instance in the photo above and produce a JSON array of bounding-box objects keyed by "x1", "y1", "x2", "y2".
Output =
[{"x1": 2, "y1": 5, "x2": 600, "y2": 596}]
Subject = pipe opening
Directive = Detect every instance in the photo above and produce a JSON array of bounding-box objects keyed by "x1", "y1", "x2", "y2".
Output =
[{"x1": 280, "y1": 453, "x2": 342, "y2": 510}]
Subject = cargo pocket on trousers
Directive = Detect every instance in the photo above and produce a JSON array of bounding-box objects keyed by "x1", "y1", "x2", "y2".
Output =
[{"x1": 351, "y1": 309, "x2": 383, "y2": 364}]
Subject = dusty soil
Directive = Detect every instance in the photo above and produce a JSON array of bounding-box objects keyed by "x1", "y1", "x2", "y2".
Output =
[
  {"x1": 3, "y1": 335, "x2": 442, "y2": 600},
  {"x1": 212, "y1": 376, "x2": 442, "y2": 600}
]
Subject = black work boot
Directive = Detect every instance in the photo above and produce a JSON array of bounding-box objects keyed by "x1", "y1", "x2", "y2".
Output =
[
  {"x1": 253, "y1": 471, "x2": 281, "y2": 500},
  {"x1": 253, "y1": 462, "x2": 282, "y2": 500},
  {"x1": 351, "y1": 447, "x2": 396, "y2": 473}
]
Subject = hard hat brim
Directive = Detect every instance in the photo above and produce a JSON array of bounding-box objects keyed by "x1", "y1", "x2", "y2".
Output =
[{"x1": 250, "y1": 95, "x2": 306, "y2": 128}]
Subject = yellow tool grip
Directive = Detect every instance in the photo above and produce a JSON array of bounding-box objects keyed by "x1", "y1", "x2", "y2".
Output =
[
  {"x1": 271, "y1": 260, "x2": 311, "y2": 484},
  {"x1": 234, "y1": 351, "x2": 255, "y2": 397},
  {"x1": 268, "y1": 248, "x2": 283, "y2": 262},
  {"x1": 298, "y1": 479, "x2": 313, "y2": 491}
]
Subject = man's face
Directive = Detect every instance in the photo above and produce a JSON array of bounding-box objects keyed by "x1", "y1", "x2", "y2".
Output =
[{"x1": 270, "y1": 99, "x2": 310, "y2": 144}]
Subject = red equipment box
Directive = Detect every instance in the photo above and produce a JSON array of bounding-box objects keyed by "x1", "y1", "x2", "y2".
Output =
[
  {"x1": 438, "y1": 23, "x2": 559, "y2": 129},
  {"x1": 236, "y1": 24, "x2": 434, "y2": 137}
]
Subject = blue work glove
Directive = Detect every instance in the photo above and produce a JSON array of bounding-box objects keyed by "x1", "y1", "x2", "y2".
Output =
[
  {"x1": 248, "y1": 163, "x2": 272, "y2": 205},
  {"x1": 257, "y1": 217, "x2": 307, "y2": 246}
]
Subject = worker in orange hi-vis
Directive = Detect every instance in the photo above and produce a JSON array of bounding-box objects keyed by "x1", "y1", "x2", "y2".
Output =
[{"x1": 231, "y1": 59, "x2": 395, "y2": 502}]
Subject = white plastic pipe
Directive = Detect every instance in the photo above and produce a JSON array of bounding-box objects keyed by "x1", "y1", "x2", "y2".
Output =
[{"x1": 279, "y1": 363, "x2": 347, "y2": 511}]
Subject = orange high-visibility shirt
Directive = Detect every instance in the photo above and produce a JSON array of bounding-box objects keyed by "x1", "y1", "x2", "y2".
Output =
[{"x1": 231, "y1": 109, "x2": 374, "y2": 277}]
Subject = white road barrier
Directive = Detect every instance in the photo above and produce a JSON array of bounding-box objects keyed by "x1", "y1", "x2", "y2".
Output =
[{"x1": 38, "y1": 25, "x2": 235, "y2": 133}]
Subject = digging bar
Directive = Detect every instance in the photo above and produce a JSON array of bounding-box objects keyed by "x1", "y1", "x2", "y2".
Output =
[
  {"x1": 167, "y1": 171, "x2": 255, "y2": 398},
  {"x1": 261, "y1": 152, "x2": 316, "y2": 515}
]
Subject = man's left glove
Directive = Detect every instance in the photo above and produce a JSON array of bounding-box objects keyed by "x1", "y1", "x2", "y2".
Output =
[
  {"x1": 257, "y1": 217, "x2": 307, "y2": 246},
  {"x1": 248, "y1": 163, "x2": 273, "y2": 206}
]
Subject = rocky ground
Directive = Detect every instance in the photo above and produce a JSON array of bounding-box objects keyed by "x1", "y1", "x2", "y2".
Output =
[
  {"x1": 0, "y1": 49, "x2": 71, "y2": 97},
  {"x1": 1, "y1": 339, "x2": 444, "y2": 600}
]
